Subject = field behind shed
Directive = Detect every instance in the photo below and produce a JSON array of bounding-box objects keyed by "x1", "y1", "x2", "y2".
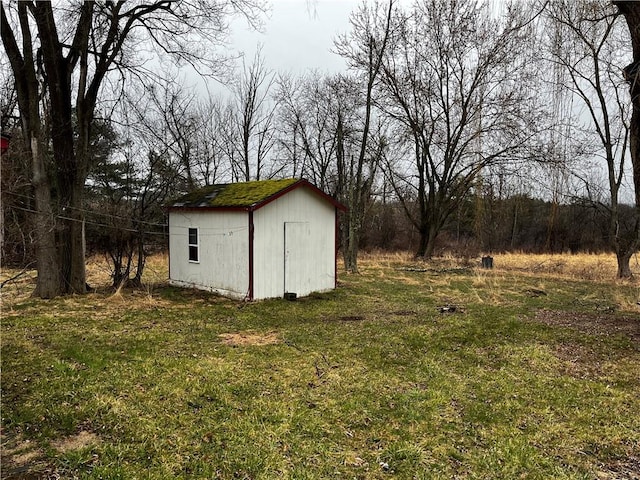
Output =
[{"x1": 2, "y1": 253, "x2": 639, "y2": 479}]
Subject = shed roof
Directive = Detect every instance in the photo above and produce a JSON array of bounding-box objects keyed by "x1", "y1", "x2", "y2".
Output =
[{"x1": 169, "y1": 178, "x2": 346, "y2": 211}]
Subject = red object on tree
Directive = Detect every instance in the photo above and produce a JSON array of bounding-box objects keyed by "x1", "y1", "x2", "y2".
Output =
[{"x1": 0, "y1": 134, "x2": 9, "y2": 154}]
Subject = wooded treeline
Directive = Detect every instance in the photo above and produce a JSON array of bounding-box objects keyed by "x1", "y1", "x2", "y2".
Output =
[
  {"x1": 1, "y1": 0, "x2": 640, "y2": 296},
  {"x1": 4, "y1": 171, "x2": 630, "y2": 262},
  {"x1": 362, "y1": 193, "x2": 638, "y2": 254}
]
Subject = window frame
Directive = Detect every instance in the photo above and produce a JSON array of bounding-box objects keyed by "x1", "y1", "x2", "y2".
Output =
[{"x1": 188, "y1": 227, "x2": 199, "y2": 263}]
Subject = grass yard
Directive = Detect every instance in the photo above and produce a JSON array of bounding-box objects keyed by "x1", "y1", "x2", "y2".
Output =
[{"x1": 1, "y1": 253, "x2": 639, "y2": 479}]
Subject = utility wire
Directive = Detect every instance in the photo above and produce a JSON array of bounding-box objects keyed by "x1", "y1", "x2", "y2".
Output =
[
  {"x1": 6, "y1": 190, "x2": 251, "y2": 234},
  {"x1": 10, "y1": 204, "x2": 248, "y2": 237},
  {"x1": 5, "y1": 190, "x2": 170, "y2": 229},
  {"x1": 10, "y1": 205, "x2": 168, "y2": 236}
]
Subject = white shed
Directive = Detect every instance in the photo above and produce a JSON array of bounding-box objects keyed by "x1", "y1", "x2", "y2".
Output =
[{"x1": 168, "y1": 178, "x2": 346, "y2": 300}]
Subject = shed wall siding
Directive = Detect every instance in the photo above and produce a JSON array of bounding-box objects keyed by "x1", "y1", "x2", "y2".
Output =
[
  {"x1": 252, "y1": 188, "x2": 336, "y2": 299},
  {"x1": 169, "y1": 210, "x2": 249, "y2": 298}
]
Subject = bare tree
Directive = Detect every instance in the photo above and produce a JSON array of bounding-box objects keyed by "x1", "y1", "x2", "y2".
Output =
[
  {"x1": 0, "y1": 0, "x2": 264, "y2": 298},
  {"x1": 127, "y1": 78, "x2": 202, "y2": 190},
  {"x1": 276, "y1": 73, "x2": 333, "y2": 186},
  {"x1": 548, "y1": 0, "x2": 638, "y2": 277},
  {"x1": 228, "y1": 49, "x2": 278, "y2": 181},
  {"x1": 275, "y1": 72, "x2": 355, "y2": 193},
  {"x1": 88, "y1": 87, "x2": 198, "y2": 288},
  {"x1": 334, "y1": 0, "x2": 395, "y2": 273},
  {"x1": 194, "y1": 97, "x2": 234, "y2": 185},
  {"x1": 378, "y1": 0, "x2": 546, "y2": 258}
]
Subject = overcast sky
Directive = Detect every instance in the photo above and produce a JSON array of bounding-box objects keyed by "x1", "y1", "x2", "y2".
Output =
[{"x1": 229, "y1": 0, "x2": 360, "y2": 74}]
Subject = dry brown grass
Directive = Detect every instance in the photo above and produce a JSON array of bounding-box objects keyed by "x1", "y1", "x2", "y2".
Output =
[
  {"x1": 356, "y1": 250, "x2": 640, "y2": 282},
  {"x1": 352, "y1": 251, "x2": 639, "y2": 311},
  {"x1": 218, "y1": 331, "x2": 281, "y2": 347},
  {"x1": 490, "y1": 252, "x2": 636, "y2": 281},
  {"x1": 1, "y1": 254, "x2": 173, "y2": 319},
  {"x1": 1, "y1": 430, "x2": 49, "y2": 478},
  {"x1": 83, "y1": 253, "x2": 170, "y2": 289},
  {"x1": 52, "y1": 431, "x2": 101, "y2": 454},
  {"x1": 1, "y1": 251, "x2": 636, "y2": 310},
  {"x1": 356, "y1": 250, "x2": 414, "y2": 269}
]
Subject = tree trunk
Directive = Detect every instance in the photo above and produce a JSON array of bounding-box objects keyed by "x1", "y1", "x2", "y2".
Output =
[
  {"x1": 31, "y1": 135, "x2": 62, "y2": 298},
  {"x1": 423, "y1": 231, "x2": 437, "y2": 259},
  {"x1": 425, "y1": 228, "x2": 439, "y2": 259},
  {"x1": 625, "y1": 106, "x2": 640, "y2": 278},
  {"x1": 131, "y1": 230, "x2": 146, "y2": 288},
  {"x1": 616, "y1": 250, "x2": 633, "y2": 279},
  {"x1": 342, "y1": 203, "x2": 360, "y2": 273},
  {"x1": 68, "y1": 184, "x2": 87, "y2": 293},
  {"x1": 415, "y1": 228, "x2": 428, "y2": 258},
  {"x1": 631, "y1": 105, "x2": 640, "y2": 212},
  {"x1": 615, "y1": 1, "x2": 640, "y2": 278},
  {"x1": 415, "y1": 223, "x2": 438, "y2": 259}
]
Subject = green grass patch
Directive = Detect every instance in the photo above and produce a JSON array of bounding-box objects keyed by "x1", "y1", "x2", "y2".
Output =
[{"x1": 2, "y1": 260, "x2": 639, "y2": 479}]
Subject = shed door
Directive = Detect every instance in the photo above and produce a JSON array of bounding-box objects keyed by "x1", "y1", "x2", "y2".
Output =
[{"x1": 284, "y1": 222, "x2": 311, "y2": 295}]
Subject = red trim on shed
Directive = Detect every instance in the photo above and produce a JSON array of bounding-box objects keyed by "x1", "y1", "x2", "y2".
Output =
[
  {"x1": 248, "y1": 211, "x2": 255, "y2": 300},
  {"x1": 335, "y1": 207, "x2": 340, "y2": 288}
]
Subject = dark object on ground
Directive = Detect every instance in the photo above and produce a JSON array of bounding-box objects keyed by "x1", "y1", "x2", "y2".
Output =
[
  {"x1": 524, "y1": 288, "x2": 547, "y2": 297},
  {"x1": 439, "y1": 304, "x2": 461, "y2": 314},
  {"x1": 482, "y1": 256, "x2": 494, "y2": 269}
]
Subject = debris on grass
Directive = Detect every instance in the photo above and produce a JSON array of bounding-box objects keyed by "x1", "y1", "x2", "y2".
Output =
[
  {"x1": 524, "y1": 288, "x2": 547, "y2": 297},
  {"x1": 438, "y1": 304, "x2": 464, "y2": 314},
  {"x1": 397, "y1": 266, "x2": 472, "y2": 275}
]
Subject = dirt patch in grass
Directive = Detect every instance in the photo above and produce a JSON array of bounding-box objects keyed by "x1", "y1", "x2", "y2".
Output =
[
  {"x1": 533, "y1": 309, "x2": 640, "y2": 381},
  {"x1": 52, "y1": 430, "x2": 100, "y2": 453},
  {"x1": 322, "y1": 315, "x2": 367, "y2": 322},
  {"x1": 596, "y1": 455, "x2": 640, "y2": 480},
  {"x1": 1, "y1": 430, "x2": 51, "y2": 479},
  {"x1": 338, "y1": 315, "x2": 365, "y2": 322},
  {"x1": 552, "y1": 343, "x2": 613, "y2": 379},
  {"x1": 219, "y1": 331, "x2": 280, "y2": 346},
  {"x1": 2, "y1": 429, "x2": 100, "y2": 479},
  {"x1": 533, "y1": 309, "x2": 640, "y2": 344}
]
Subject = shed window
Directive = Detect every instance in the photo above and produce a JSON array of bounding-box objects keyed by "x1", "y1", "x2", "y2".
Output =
[{"x1": 188, "y1": 227, "x2": 199, "y2": 262}]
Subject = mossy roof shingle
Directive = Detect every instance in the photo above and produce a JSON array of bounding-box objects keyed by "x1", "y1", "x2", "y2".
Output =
[{"x1": 169, "y1": 178, "x2": 301, "y2": 209}]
